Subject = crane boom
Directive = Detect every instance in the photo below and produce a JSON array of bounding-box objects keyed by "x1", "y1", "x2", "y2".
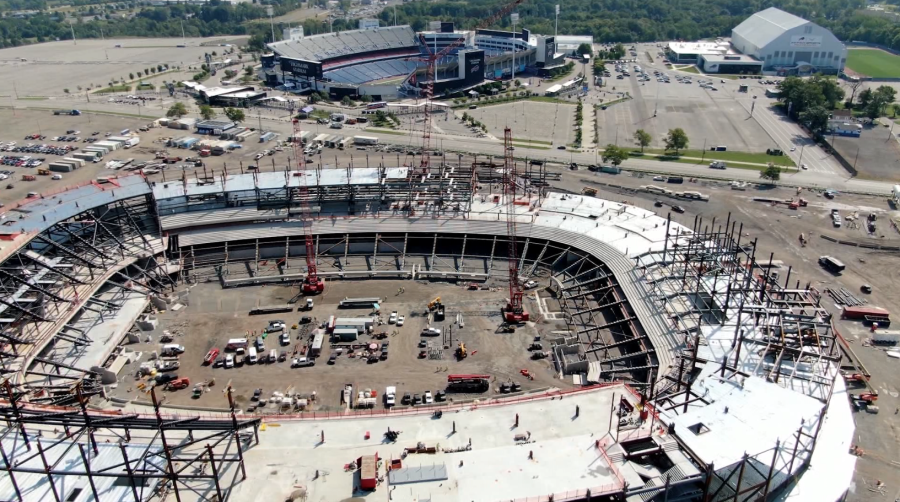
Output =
[
  {"x1": 410, "y1": 0, "x2": 528, "y2": 171},
  {"x1": 502, "y1": 127, "x2": 528, "y2": 323},
  {"x1": 291, "y1": 119, "x2": 324, "y2": 295}
]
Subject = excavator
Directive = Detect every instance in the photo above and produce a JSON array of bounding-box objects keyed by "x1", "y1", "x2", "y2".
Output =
[
  {"x1": 428, "y1": 297, "x2": 442, "y2": 310},
  {"x1": 456, "y1": 342, "x2": 467, "y2": 360}
]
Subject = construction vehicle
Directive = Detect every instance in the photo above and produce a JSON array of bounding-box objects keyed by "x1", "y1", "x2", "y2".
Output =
[
  {"x1": 289, "y1": 118, "x2": 325, "y2": 295},
  {"x1": 446, "y1": 374, "x2": 490, "y2": 393},
  {"x1": 853, "y1": 391, "x2": 878, "y2": 404},
  {"x1": 501, "y1": 128, "x2": 529, "y2": 324},
  {"x1": 37, "y1": 169, "x2": 50, "y2": 176},
  {"x1": 165, "y1": 378, "x2": 190, "y2": 391},
  {"x1": 582, "y1": 186, "x2": 597, "y2": 196},
  {"x1": 455, "y1": 342, "x2": 467, "y2": 360},
  {"x1": 21, "y1": 175, "x2": 35, "y2": 181},
  {"x1": 427, "y1": 297, "x2": 442, "y2": 310}
]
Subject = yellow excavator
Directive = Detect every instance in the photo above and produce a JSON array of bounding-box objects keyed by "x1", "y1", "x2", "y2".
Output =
[
  {"x1": 428, "y1": 297, "x2": 442, "y2": 310},
  {"x1": 456, "y1": 342, "x2": 467, "y2": 360}
]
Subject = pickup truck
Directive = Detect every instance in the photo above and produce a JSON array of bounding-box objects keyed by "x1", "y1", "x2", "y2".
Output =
[{"x1": 385, "y1": 386, "x2": 396, "y2": 407}]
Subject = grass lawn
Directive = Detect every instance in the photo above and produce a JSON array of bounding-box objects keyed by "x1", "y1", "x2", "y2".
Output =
[
  {"x1": 512, "y1": 138, "x2": 553, "y2": 145},
  {"x1": 676, "y1": 65, "x2": 700, "y2": 74},
  {"x1": 630, "y1": 148, "x2": 795, "y2": 167},
  {"x1": 95, "y1": 85, "x2": 131, "y2": 94},
  {"x1": 511, "y1": 143, "x2": 550, "y2": 150},
  {"x1": 846, "y1": 48, "x2": 900, "y2": 78}
]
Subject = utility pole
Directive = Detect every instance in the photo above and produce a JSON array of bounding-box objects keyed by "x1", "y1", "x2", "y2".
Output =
[
  {"x1": 511, "y1": 13, "x2": 518, "y2": 83},
  {"x1": 181, "y1": 20, "x2": 186, "y2": 45},
  {"x1": 70, "y1": 23, "x2": 77, "y2": 45}
]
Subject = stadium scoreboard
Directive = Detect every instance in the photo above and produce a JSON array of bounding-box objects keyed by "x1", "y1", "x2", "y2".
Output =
[{"x1": 281, "y1": 57, "x2": 324, "y2": 79}]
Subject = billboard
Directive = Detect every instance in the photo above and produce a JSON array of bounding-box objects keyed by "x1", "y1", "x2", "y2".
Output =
[
  {"x1": 790, "y1": 35, "x2": 822, "y2": 48},
  {"x1": 280, "y1": 57, "x2": 324, "y2": 79},
  {"x1": 464, "y1": 50, "x2": 484, "y2": 84}
]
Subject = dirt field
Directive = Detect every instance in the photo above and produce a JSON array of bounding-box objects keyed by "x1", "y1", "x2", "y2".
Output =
[{"x1": 112, "y1": 279, "x2": 565, "y2": 411}]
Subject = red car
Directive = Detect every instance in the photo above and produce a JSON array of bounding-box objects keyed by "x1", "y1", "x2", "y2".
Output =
[{"x1": 203, "y1": 348, "x2": 219, "y2": 365}]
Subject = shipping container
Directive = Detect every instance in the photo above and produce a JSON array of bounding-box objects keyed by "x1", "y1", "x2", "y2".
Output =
[
  {"x1": 310, "y1": 333, "x2": 324, "y2": 357},
  {"x1": 842, "y1": 306, "x2": 890, "y2": 320},
  {"x1": 872, "y1": 330, "x2": 900, "y2": 345},
  {"x1": 62, "y1": 157, "x2": 85, "y2": 167},
  {"x1": 332, "y1": 328, "x2": 359, "y2": 342},
  {"x1": 47, "y1": 162, "x2": 75, "y2": 173}
]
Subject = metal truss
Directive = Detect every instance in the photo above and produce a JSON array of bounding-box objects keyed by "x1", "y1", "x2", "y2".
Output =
[
  {"x1": 0, "y1": 195, "x2": 175, "y2": 398},
  {"x1": 0, "y1": 382, "x2": 260, "y2": 502}
]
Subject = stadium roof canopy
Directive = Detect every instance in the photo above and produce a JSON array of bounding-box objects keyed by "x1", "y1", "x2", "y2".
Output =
[
  {"x1": 268, "y1": 26, "x2": 417, "y2": 63},
  {"x1": 732, "y1": 7, "x2": 808, "y2": 50}
]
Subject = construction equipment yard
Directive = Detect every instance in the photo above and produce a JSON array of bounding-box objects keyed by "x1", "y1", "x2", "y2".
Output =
[{"x1": 111, "y1": 278, "x2": 564, "y2": 410}]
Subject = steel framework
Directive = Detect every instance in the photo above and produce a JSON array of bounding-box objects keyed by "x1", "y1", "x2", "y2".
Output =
[{"x1": 0, "y1": 382, "x2": 260, "y2": 502}]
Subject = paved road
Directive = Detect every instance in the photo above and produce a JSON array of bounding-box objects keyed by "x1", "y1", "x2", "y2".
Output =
[
  {"x1": 737, "y1": 96, "x2": 843, "y2": 175},
  {"x1": 6, "y1": 98, "x2": 892, "y2": 195}
]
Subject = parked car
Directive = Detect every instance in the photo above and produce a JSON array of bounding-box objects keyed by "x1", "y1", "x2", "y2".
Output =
[
  {"x1": 224, "y1": 354, "x2": 234, "y2": 368},
  {"x1": 397, "y1": 315, "x2": 405, "y2": 326}
]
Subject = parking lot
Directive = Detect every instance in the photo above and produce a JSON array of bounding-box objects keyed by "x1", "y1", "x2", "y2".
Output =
[
  {"x1": 593, "y1": 55, "x2": 776, "y2": 153},
  {"x1": 113, "y1": 278, "x2": 562, "y2": 412},
  {"x1": 463, "y1": 100, "x2": 576, "y2": 146},
  {"x1": 0, "y1": 37, "x2": 245, "y2": 99}
]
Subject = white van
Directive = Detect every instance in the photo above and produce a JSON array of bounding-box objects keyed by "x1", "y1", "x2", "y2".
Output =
[
  {"x1": 248, "y1": 347, "x2": 258, "y2": 364},
  {"x1": 162, "y1": 344, "x2": 185, "y2": 354}
]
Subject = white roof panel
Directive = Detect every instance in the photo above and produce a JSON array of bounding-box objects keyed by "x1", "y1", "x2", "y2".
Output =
[{"x1": 732, "y1": 7, "x2": 809, "y2": 50}]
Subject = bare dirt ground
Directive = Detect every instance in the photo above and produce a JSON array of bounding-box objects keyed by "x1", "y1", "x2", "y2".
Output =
[{"x1": 112, "y1": 279, "x2": 566, "y2": 412}]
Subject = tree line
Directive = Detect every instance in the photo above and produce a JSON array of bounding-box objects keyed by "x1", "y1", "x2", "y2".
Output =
[{"x1": 4, "y1": 0, "x2": 900, "y2": 51}]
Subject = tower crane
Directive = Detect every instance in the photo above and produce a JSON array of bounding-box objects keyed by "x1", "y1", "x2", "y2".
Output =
[
  {"x1": 407, "y1": 0, "x2": 527, "y2": 171},
  {"x1": 290, "y1": 118, "x2": 325, "y2": 295},
  {"x1": 502, "y1": 127, "x2": 529, "y2": 323}
]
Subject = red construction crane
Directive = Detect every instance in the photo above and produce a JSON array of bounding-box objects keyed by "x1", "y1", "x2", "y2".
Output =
[
  {"x1": 408, "y1": 0, "x2": 527, "y2": 171},
  {"x1": 502, "y1": 127, "x2": 529, "y2": 323},
  {"x1": 290, "y1": 118, "x2": 325, "y2": 295}
]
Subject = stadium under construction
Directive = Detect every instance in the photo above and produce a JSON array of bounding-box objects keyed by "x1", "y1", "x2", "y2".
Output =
[{"x1": 0, "y1": 150, "x2": 856, "y2": 500}]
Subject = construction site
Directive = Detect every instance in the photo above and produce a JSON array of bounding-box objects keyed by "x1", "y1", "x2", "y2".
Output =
[{"x1": 1, "y1": 28, "x2": 891, "y2": 493}]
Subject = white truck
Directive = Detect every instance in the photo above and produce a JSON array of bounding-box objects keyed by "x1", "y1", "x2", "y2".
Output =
[
  {"x1": 709, "y1": 161, "x2": 726, "y2": 169},
  {"x1": 124, "y1": 137, "x2": 140, "y2": 149},
  {"x1": 385, "y1": 386, "x2": 396, "y2": 407},
  {"x1": 872, "y1": 330, "x2": 900, "y2": 345},
  {"x1": 354, "y1": 136, "x2": 379, "y2": 146}
]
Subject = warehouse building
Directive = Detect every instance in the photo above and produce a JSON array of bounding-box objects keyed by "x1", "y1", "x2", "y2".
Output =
[{"x1": 731, "y1": 7, "x2": 847, "y2": 74}]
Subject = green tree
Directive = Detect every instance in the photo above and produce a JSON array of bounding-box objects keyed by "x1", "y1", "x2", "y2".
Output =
[
  {"x1": 799, "y1": 105, "x2": 829, "y2": 136},
  {"x1": 602, "y1": 144, "x2": 629, "y2": 166},
  {"x1": 128, "y1": 72, "x2": 134, "y2": 80},
  {"x1": 760, "y1": 164, "x2": 781, "y2": 182},
  {"x1": 224, "y1": 107, "x2": 245, "y2": 122},
  {"x1": 858, "y1": 88, "x2": 874, "y2": 109},
  {"x1": 633, "y1": 129, "x2": 651, "y2": 152},
  {"x1": 199, "y1": 104, "x2": 216, "y2": 120},
  {"x1": 576, "y1": 42, "x2": 592, "y2": 56},
  {"x1": 224, "y1": 69, "x2": 237, "y2": 79},
  {"x1": 664, "y1": 128, "x2": 689, "y2": 153},
  {"x1": 341, "y1": 96, "x2": 352, "y2": 106},
  {"x1": 244, "y1": 66, "x2": 254, "y2": 76},
  {"x1": 166, "y1": 102, "x2": 188, "y2": 118}
]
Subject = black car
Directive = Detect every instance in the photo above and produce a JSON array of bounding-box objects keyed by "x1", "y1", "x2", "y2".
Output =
[
  {"x1": 155, "y1": 373, "x2": 178, "y2": 385},
  {"x1": 214, "y1": 356, "x2": 224, "y2": 367},
  {"x1": 412, "y1": 393, "x2": 422, "y2": 405},
  {"x1": 435, "y1": 390, "x2": 446, "y2": 402},
  {"x1": 557, "y1": 145, "x2": 566, "y2": 150},
  {"x1": 401, "y1": 392, "x2": 412, "y2": 405},
  {"x1": 328, "y1": 353, "x2": 337, "y2": 365},
  {"x1": 252, "y1": 388, "x2": 262, "y2": 401},
  {"x1": 671, "y1": 205, "x2": 685, "y2": 213},
  {"x1": 654, "y1": 200, "x2": 663, "y2": 207}
]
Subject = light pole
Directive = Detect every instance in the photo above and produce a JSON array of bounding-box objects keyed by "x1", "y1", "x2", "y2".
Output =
[{"x1": 511, "y1": 13, "x2": 518, "y2": 84}]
